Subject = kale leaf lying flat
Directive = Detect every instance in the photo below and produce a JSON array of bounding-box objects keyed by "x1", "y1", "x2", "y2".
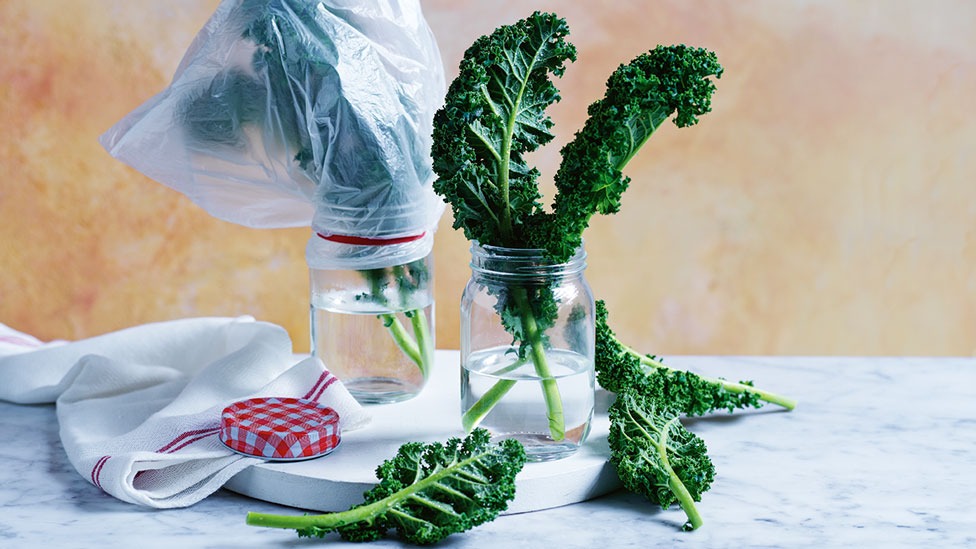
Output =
[
  {"x1": 598, "y1": 299, "x2": 796, "y2": 531},
  {"x1": 246, "y1": 430, "x2": 526, "y2": 545},
  {"x1": 596, "y1": 300, "x2": 797, "y2": 414},
  {"x1": 608, "y1": 390, "x2": 715, "y2": 531}
]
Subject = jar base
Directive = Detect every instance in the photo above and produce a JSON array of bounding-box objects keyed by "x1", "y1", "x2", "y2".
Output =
[
  {"x1": 489, "y1": 432, "x2": 582, "y2": 462},
  {"x1": 346, "y1": 376, "x2": 423, "y2": 405}
]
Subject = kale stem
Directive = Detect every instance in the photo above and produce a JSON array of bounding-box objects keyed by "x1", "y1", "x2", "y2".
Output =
[
  {"x1": 669, "y1": 466, "x2": 704, "y2": 531},
  {"x1": 409, "y1": 309, "x2": 434, "y2": 379},
  {"x1": 382, "y1": 313, "x2": 423, "y2": 371},
  {"x1": 246, "y1": 447, "x2": 492, "y2": 532},
  {"x1": 512, "y1": 287, "x2": 565, "y2": 441},
  {"x1": 461, "y1": 356, "x2": 528, "y2": 432},
  {"x1": 624, "y1": 345, "x2": 797, "y2": 410},
  {"x1": 246, "y1": 498, "x2": 382, "y2": 531},
  {"x1": 657, "y1": 417, "x2": 703, "y2": 531},
  {"x1": 462, "y1": 379, "x2": 516, "y2": 432},
  {"x1": 364, "y1": 267, "x2": 431, "y2": 379}
]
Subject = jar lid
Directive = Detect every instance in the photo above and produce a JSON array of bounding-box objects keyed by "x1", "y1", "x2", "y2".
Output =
[{"x1": 220, "y1": 397, "x2": 340, "y2": 461}]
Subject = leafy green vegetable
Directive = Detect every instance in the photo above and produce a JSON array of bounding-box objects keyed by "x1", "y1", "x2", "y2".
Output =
[
  {"x1": 598, "y1": 299, "x2": 795, "y2": 531},
  {"x1": 431, "y1": 12, "x2": 576, "y2": 248},
  {"x1": 181, "y1": 69, "x2": 267, "y2": 148},
  {"x1": 596, "y1": 300, "x2": 797, "y2": 413},
  {"x1": 246, "y1": 430, "x2": 526, "y2": 544},
  {"x1": 436, "y1": 12, "x2": 725, "y2": 442},
  {"x1": 534, "y1": 45, "x2": 723, "y2": 261},
  {"x1": 433, "y1": 12, "x2": 577, "y2": 440},
  {"x1": 608, "y1": 390, "x2": 715, "y2": 531}
]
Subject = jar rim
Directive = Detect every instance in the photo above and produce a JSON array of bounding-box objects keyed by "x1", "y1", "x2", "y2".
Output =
[
  {"x1": 469, "y1": 241, "x2": 586, "y2": 280},
  {"x1": 470, "y1": 241, "x2": 586, "y2": 265}
]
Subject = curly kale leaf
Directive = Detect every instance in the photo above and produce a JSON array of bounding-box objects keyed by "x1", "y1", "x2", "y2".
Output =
[
  {"x1": 596, "y1": 300, "x2": 796, "y2": 413},
  {"x1": 609, "y1": 390, "x2": 715, "y2": 531},
  {"x1": 531, "y1": 45, "x2": 723, "y2": 261},
  {"x1": 431, "y1": 11, "x2": 577, "y2": 247},
  {"x1": 246, "y1": 429, "x2": 527, "y2": 545}
]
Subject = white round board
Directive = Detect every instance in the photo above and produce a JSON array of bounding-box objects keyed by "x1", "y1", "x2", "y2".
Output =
[{"x1": 224, "y1": 350, "x2": 620, "y2": 514}]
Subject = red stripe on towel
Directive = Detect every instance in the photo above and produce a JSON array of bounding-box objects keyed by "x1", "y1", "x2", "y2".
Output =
[
  {"x1": 302, "y1": 371, "x2": 330, "y2": 400},
  {"x1": 164, "y1": 428, "x2": 221, "y2": 454},
  {"x1": 312, "y1": 375, "x2": 338, "y2": 402},
  {"x1": 92, "y1": 456, "x2": 110, "y2": 489},
  {"x1": 156, "y1": 428, "x2": 223, "y2": 453},
  {"x1": 0, "y1": 335, "x2": 41, "y2": 347}
]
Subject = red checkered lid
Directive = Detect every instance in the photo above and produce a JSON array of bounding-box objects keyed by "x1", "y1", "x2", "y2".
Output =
[{"x1": 219, "y1": 397, "x2": 340, "y2": 461}]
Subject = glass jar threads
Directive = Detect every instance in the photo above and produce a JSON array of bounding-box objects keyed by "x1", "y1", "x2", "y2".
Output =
[{"x1": 460, "y1": 243, "x2": 595, "y2": 461}]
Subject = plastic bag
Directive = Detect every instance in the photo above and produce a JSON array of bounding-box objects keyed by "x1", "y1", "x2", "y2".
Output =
[{"x1": 100, "y1": 0, "x2": 445, "y2": 269}]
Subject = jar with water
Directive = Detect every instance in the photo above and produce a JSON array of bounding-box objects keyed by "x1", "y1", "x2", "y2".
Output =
[
  {"x1": 460, "y1": 244, "x2": 595, "y2": 461},
  {"x1": 310, "y1": 252, "x2": 434, "y2": 404}
]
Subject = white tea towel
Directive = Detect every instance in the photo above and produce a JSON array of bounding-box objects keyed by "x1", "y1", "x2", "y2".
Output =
[{"x1": 0, "y1": 318, "x2": 369, "y2": 508}]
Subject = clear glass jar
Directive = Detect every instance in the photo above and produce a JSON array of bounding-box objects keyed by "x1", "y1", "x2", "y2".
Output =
[
  {"x1": 310, "y1": 253, "x2": 434, "y2": 404},
  {"x1": 460, "y1": 243, "x2": 595, "y2": 461}
]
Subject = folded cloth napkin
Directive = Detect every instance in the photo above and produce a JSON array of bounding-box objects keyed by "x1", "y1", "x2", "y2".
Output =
[{"x1": 0, "y1": 318, "x2": 369, "y2": 508}]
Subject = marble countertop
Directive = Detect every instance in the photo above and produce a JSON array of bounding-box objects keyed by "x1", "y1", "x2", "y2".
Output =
[{"x1": 2, "y1": 355, "x2": 974, "y2": 548}]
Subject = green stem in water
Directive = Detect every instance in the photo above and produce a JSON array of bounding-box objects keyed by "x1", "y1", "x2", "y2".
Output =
[
  {"x1": 512, "y1": 287, "x2": 565, "y2": 441},
  {"x1": 409, "y1": 309, "x2": 434, "y2": 379},
  {"x1": 625, "y1": 346, "x2": 797, "y2": 410},
  {"x1": 381, "y1": 313, "x2": 424, "y2": 373},
  {"x1": 460, "y1": 356, "x2": 528, "y2": 432},
  {"x1": 462, "y1": 379, "x2": 516, "y2": 433},
  {"x1": 367, "y1": 266, "x2": 433, "y2": 380}
]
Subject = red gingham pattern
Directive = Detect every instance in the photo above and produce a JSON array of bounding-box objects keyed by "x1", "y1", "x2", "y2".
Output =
[{"x1": 219, "y1": 397, "x2": 340, "y2": 460}]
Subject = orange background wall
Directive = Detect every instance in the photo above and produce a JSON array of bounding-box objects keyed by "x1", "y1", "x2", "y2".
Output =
[{"x1": 1, "y1": 1, "x2": 973, "y2": 356}]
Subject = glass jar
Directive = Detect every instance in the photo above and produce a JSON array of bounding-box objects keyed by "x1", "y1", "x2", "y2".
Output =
[
  {"x1": 310, "y1": 252, "x2": 434, "y2": 404},
  {"x1": 460, "y1": 243, "x2": 595, "y2": 461}
]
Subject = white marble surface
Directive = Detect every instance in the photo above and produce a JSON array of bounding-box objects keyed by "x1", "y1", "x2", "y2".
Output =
[{"x1": 2, "y1": 356, "x2": 974, "y2": 548}]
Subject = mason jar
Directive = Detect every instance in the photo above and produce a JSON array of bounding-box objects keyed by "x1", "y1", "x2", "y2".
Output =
[
  {"x1": 460, "y1": 243, "x2": 595, "y2": 461},
  {"x1": 310, "y1": 252, "x2": 434, "y2": 404}
]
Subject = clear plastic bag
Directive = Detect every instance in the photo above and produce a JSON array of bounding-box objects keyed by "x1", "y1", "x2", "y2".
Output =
[{"x1": 99, "y1": 0, "x2": 445, "y2": 269}]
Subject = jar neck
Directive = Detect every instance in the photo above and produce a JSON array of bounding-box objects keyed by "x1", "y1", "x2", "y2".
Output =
[{"x1": 469, "y1": 242, "x2": 586, "y2": 283}]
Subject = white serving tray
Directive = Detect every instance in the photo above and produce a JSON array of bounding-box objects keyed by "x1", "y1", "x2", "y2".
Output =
[{"x1": 224, "y1": 350, "x2": 619, "y2": 514}]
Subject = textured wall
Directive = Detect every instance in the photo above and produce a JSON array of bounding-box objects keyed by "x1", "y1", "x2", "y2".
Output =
[{"x1": 1, "y1": 1, "x2": 973, "y2": 355}]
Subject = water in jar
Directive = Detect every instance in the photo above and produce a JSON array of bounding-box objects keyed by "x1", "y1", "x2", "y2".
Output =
[
  {"x1": 461, "y1": 345, "x2": 594, "y2": 461},
  {"x1": 311, "y1": 286, "x2": 433, "y2": 404}
]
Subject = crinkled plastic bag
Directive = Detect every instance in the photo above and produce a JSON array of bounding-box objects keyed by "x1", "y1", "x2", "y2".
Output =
[{"x1": 100, "y1": 0, "x2": 445, "y2": 269}]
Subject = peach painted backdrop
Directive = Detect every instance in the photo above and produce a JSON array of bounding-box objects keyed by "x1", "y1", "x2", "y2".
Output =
[{"x1": 1, "y1": 0, "x2": 973, "y2": 355}]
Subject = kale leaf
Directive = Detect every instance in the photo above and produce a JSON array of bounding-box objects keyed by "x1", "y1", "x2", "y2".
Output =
[
  {"x1": 608, "y1": 390, "x2": 715, "y2": 531},
  {"x1": 432, "y1": 12, "x2": 576, "y2": 247},
  {"x1": 246, "y1": 429, "x2": 526, "y2": 545},
  {"x1": 596, "y1": 300, "x2": 797, "y2": 414}
]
